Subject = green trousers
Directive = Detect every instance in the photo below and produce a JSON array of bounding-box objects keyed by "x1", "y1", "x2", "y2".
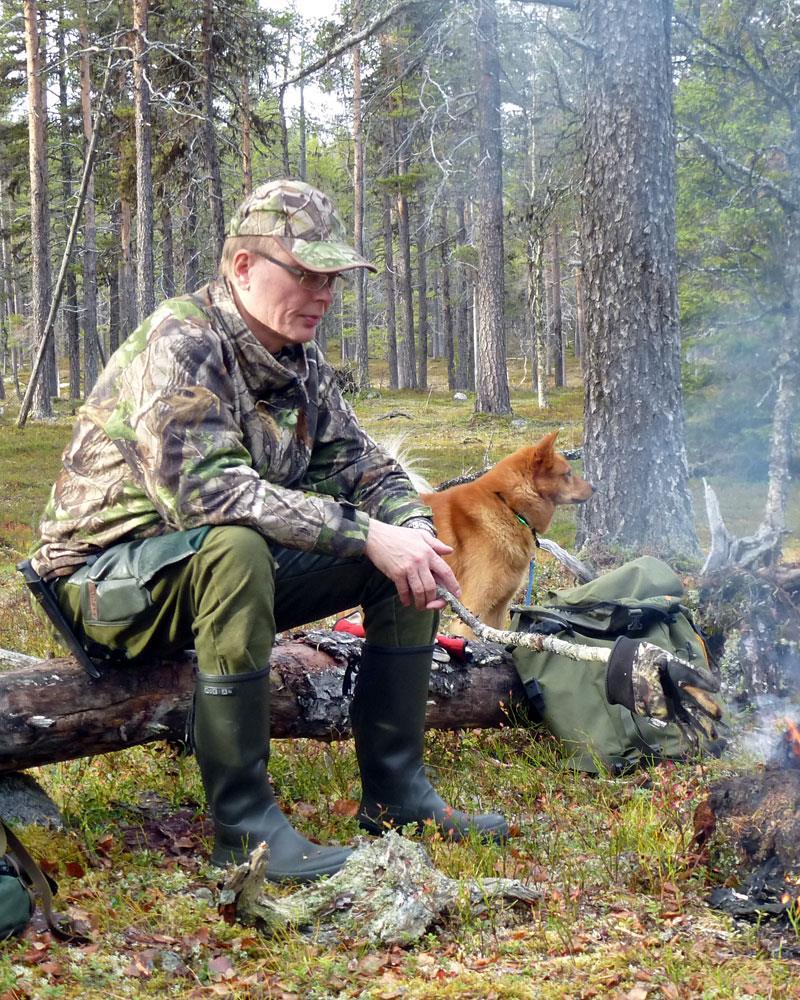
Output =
[{"x1": 54, "y1": 525, "x2": 438, "y2": 674}]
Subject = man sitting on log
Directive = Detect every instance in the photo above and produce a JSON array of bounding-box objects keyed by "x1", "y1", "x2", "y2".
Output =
[{"x1": 26, "y1": 179, "x2": 508, "y2": 883}]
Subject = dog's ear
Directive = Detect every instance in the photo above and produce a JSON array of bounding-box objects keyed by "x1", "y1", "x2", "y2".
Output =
[{"x1": 533, "y1": 431, "x2": 559, "y2": 458}]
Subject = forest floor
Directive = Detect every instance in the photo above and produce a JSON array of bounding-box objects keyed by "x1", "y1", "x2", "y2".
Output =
[{"x1": 0, "y1": 357, "x2": 799, "y2": 999}]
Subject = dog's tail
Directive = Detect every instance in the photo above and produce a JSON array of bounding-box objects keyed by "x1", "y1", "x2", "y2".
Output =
[{"x1": 378, "y1": 434, "x2": 433, "y2": 494}]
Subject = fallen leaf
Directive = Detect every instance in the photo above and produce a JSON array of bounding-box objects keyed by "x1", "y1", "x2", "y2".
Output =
[
  {"x1": 331, "y1": 798, "x2": 359, "y2": 818},
  {"x1": 208, "y1": 954, "x2": 235, "y2": 980},
  {"x1": 95, "y1": 835, "x2": 114, "y2": 856},
  {"x1": 292, "y1": 801, "x2": 318, "y2": 820},
  {"x1": 356, "y1": 954, "x2": 389, "y2": 976}
]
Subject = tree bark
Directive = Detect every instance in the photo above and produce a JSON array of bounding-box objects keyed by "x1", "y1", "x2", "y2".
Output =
[
  {"x1": 57, "y1": 10, "x2": 81, "y2": 403},
  {"x1": 241, "y1": 73, "x2": 253, "y2": 196},
  {"x1": 119, "y1": 196, "x2": 136, "y2": 340},
  {"x1": 530, "y1": 232, "x2": 548, "y2": 407},
  {"x1": 576, "y1": 0, "x2": 698, "y2": 559},
  {"x1": 202, "y1": 0, "x2": 226, "y2": 262},
  {"x1": 416, "y1": 193, "x2": 429, "y2": 389},
  {"x1": 382, "y1": 192, "x2": 399, "y2": 389},
  {"x1": 133, "y1": 0, "x2": 155, "y2": 320},
  {"x1": 107, "y1": 226, "x2": 120, "y2": 357},
  {"x1": 574, "y1": 260, "x2": 585, "y2": 364},
  {"x1": 758, "y1": 210, "x2": 799, "y2": 548},
  {"x1": 352, "y1": 36, "x2": 370, "y2": 388},
  {"x1": 395, "y1": 132, "x2": 417, "y2": 389},
  {"x1": 439, "y1": 204, "x2": 455, "y2": 390},
  {"x1": 474, "y1": 0, "x2": 511, "y2": 414},
  {"x1": 182, "y1": 176, "x2": 201, "y2": 293},
  {"x1": 161, "y1": 197, "x2": 175, "y2": 300},
  {"x1": 23, "y1": 0, "x2": 53, "y2": 418},
  {"x1": 79, "y1": 15, "x2": 99, "y2": 389},
  {"x1": 297, "y1": 84, "x2": 307, "y2": 181},
  {"x1": 0, "y1": 178, "x2": 8, "y2": 402},
  {"x1": 454, "y1": 198, "x2": 471, "y2": 392},
  {"x1": 0, "y1": 638, "x2": 522, "y2": 774},
  {"x1": 550, "y1": 220, "x2": 565, "y2": 387}
]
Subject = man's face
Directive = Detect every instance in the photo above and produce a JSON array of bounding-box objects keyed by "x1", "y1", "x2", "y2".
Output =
[{"x1": 230, "y1": 245, "x2": 339, "y2": 353}]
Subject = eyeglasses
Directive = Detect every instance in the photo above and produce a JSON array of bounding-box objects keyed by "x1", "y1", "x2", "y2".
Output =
[{"x1": 250, "y1": 251, "x2": 343, "y2": 291}]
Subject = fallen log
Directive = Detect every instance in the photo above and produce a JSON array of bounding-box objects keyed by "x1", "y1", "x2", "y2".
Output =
[{"x1": 0, "y1": 633, "x2": 523, "y2": 774}]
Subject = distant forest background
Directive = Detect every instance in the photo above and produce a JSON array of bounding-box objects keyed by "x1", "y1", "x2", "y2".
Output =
[{"x1": 2, "y1": 0, "x2": 798, "y2": 556}]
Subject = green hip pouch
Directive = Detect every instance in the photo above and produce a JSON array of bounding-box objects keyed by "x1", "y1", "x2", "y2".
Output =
[{"x1": 63, "y1": 526, "x2": 211, "y2": 628}]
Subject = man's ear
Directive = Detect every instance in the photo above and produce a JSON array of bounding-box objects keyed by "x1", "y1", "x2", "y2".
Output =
[{"x1": 231, "y1": 249, "x2": 253, "y2": 287}]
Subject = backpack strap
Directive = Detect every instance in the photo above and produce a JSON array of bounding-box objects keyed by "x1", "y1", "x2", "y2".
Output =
[{"x1": 0, "y1": 820, "x2": 89, "y2": 942}]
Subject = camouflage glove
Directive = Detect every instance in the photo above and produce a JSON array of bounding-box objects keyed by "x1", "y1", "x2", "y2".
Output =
[{"x1": 606, "y1": 636, "x2": 723, "y2": 741}]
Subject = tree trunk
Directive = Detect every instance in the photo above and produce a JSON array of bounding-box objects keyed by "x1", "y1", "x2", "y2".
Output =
[
  {"x1": 576, "y1": 0, "x2": 698, "y2": 559},
  {"x1": 183, "y1": 177, "x2": 200, "y2": 293},
  {"x1": 395, "y1": 157, "x2": 417, "y2": 389},
  {"x1": 23, "y1": 0, "x2": 53, "y2": 419},
  {"x1": 0, "y1": 637, "x2": 522, "y2": 774},
  {"x1": 454, "y1": 198, "x2": 470, "y2": 392},
  {"x1": 439, "y1": 204, "x2": 456, "y2": 390},
  {"x1": 202, "y1": 0, "x2": 226, "y2": 262},
  {"x1": 474, "y1": 0, "x2": 510, "y2": 414},
  {"x1": 757, "y1": 210, "x2": 799, "y2": 547},
  {"x1": 241, "y1": 73, "x2": 253, "y2": 196},
  {"x1": 551, "y1": 221, "x2": 565, "y2": 387},
  {"x1": 0, "y1": 178, "x2": 8, "y2": 402},
  {"x1": 574, "y1": 260, "x2": 585, "y2": 364},
  {"x1": 57, "y1": 11, "x2": 81, "y2": 403},
  {"x1": 133, "y1": 0, "x2": 155, "y2": 320},
  {"x1": 79, "y1": 15, "x2": 99, "y2": 389},
  {"x1": 119, "y1": 195, "x2": 136, "y2": 340},
  {"x1": 352, "y1": 37, "x2": 370, "y2": 389},
  {"x1": 530, "y1": 233, "x2": 548, "y2": 408},
  {"x1": 298, "y1": 84, "x2": 307, "y2": 181},
  {"x1": 161, "y1": 198, "x2": 175, "y2": 300},
  {"x1": 107, "y1": 229, "x2": 120, "y2": 356},
  {"x1": 416, "y1": 193, "x2": 429, "y2": 389},
  {"x1": 382, "y1": 192, "x2": 399, "y2": 389}
]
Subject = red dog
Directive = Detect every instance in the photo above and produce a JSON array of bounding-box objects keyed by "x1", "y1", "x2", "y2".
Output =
[{"x1": 422, "y1": 432, "x2": 594, "y2": 636}]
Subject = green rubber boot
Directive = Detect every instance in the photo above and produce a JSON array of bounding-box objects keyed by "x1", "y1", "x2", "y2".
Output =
[
  {"x1": 193, "y1": 668, "x2": 351, "y2": 881},
  {"x1": 350, "y1": 645, "x2": 508, "y2": 842}
]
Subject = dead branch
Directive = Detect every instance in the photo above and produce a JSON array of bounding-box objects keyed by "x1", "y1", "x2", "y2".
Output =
[
  {"x1": 438, "y1": 586, "x2": 609, "y2": 661},
  {"x1": 281, "y1": 1, "x2": 430, "y2": 89},
  {"x1": 536, "y1": 537, "x2": 595, "y2": 583},
  {"x1": 222, "y1": 830, "x2": 539, "y2": 945},
  {"x1": 701, "y1": 479, "x2": 782, "y2": 575},
  {"x1": 375, "y1": 410, "x2": 413, "y2": 420}
]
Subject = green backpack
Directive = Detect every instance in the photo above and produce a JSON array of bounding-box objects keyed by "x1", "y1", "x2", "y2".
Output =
[
  {"x1": 0, "y1": 819, "x2": 82, "y2": 942},
  {"x1": 510, "y1": 556, "x2": 714, "y2": 774}
]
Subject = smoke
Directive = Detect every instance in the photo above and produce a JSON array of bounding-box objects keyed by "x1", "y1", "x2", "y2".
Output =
[{"x1": 735, "y1": 693, "x2": 800, "y2": 765}]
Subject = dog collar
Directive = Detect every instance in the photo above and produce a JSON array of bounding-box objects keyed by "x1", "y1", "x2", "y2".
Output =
[{"x1": 496, "y1": 492, "x2": 540, "y2": 542}]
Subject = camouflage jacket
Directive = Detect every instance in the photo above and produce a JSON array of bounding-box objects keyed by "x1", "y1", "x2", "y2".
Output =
[{"x1": 33, "y1": 279, "x2": 432, "y2": 580}]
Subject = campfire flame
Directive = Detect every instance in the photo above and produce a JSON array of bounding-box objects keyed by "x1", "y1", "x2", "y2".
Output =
[{"x1": 785, "y1": 719, "x2": 800, "y2": 760}]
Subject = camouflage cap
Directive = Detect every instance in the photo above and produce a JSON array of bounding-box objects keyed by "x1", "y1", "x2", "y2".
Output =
[{"x1": 227, "y1": 179, "x2": 377, "y2": 273}]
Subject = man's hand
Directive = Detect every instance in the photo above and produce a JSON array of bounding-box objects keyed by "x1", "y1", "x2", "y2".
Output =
[
  {"x1": 606, "y1": 636, "x2": 723, "y2": 741},
  {"x1": 364, "y1": 519, "x2": 461, "y2": 611}
]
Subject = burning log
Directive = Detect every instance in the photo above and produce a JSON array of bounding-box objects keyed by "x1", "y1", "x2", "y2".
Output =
[
  {"x1": 696, "y1": 472, "x2": 800, "y2": 701},
  {"x1": 0, "y1": 633, "x2": 522, "y2": 774},
  {"x1": 699, "y1": 718, "x2": 800, "y2": 933},
  {"x1": 698, "y1": 565, "x2": 800, "y2": 704}
]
